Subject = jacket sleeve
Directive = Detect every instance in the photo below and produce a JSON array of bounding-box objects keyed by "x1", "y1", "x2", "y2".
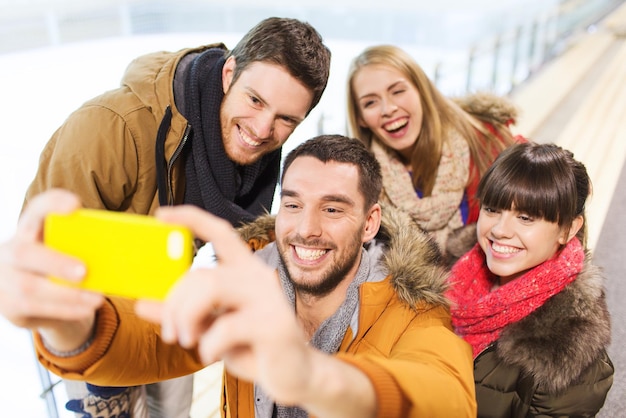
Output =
[
  {"x1": 23, "y1": 104, "x2": 140, "y2": 212},
  {"x1": 529, "y1": 350, "x2": 614, "y2": 417},
  {"x1": 336, "y1": 307, "x2": 477, "y2": 418},
  {"x1": 34, "y1": 297, "x2": 204, "y2": 386}
]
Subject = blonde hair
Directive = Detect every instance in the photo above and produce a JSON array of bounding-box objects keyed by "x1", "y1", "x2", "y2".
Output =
[{"x1": 346, "y1": 45, "x2": 515, "y2": 196}]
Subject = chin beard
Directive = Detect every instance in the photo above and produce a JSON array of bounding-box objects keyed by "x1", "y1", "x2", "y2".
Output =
[
  {"x1": 277, "y1": 241, "x2": 362, "y2": 298},
  {"x1": 289, "y1": 260, "x2": 353, "y2": 297}
]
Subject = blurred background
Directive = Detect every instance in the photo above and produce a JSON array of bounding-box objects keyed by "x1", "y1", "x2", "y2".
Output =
[{"x1": 0, "y1": 0, "x2": 623, "y2": 416}]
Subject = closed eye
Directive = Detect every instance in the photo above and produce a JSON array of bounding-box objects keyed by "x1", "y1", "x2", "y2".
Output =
[
  {"x1": 279, "y1": 115, "x2": 298, "y2": 127},
  {"x1": 361, "y1": 99, "x2": 376, "y2": 109},
  {"x1": 518, "y1": 214, "x2": 534, "y2": 222},
  {"x1": 482, "y1": 206, "x2": 498, "y2": 214},
  {"x1": 249, "y1": 94, "x2": 262, "y2": 106}
]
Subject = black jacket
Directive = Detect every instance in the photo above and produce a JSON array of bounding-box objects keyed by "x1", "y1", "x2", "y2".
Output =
[{"x1": 473, "y1": 255, "x2": 613, "y2": 417}]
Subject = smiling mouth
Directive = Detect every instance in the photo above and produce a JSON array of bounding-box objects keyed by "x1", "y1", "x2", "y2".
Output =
[
  {"x1": 383, "y1": 118, "x2": 408, "y2": 133},
  {"x1": 239, "y1": 127, "x2": 263, "y2": 147},
  {"x1": 491, "y1": 241, "x2": 521, "y2": 254},
  {"x1": 294, "y1": 246, "x2": 328, "y2": 261}
]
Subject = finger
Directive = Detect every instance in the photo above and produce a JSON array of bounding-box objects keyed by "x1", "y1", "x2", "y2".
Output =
[
  {"x1": 31, "y1": 285, "x2": 103, "y2": 320},
  {"x1": 17, "y1": 189, "x2": 82, "y2": 243},
  {"x1": 135, "y1": 300, "x2": 163, "y2": 325},
  {"x1": 159, "y1": 269, "x2": 223, "y2": 347},
  {"x1": 196, "y1": 310, "x2": 251, "y2": 366},
  {"x1": 160, "y1": 262, "x2": 284, "y2": 349},
  {"x1": 156, "y1": 206, "x2": 253, "y2": 265},
  {"x1": 194, "y1": 282, "x2": 299, "y2": 364},
  {"x1": 7, "y1": 189, "x2": 86, "y2": 282},
  {"x1": 135, "y1": 299, "x2": 180, "y2": 343},
  {"x1": 0, "y1": 238, "x2": 86, "y2": 283},
  {"x1": 0, "y1": 269, "x2": 103, "y2": 328}
]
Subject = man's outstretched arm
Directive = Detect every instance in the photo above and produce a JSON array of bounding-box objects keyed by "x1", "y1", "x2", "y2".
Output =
[{"x1": 137, "y1": 205, "x2": 378, "y2": 418}]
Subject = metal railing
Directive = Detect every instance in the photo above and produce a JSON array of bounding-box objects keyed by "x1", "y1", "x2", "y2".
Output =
[
  {"x1": 1, "y1": 0, "x2": 622, "y2": 97},
  {"x1": 432, "y1": 0, "x2": 625, "y2": 95},
  {"x1": 1, "y1": 1, "x2": 623, "y2": 417}
]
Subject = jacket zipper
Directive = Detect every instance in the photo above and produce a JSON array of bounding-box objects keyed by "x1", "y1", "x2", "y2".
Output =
[{"x1": 166, "y1": 123, "x2": 192, "y2": 205}]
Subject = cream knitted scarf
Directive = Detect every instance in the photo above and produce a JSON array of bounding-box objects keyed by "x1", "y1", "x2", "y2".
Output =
[{"x1": 370, "y1": 132, "x2": 469, "y2": 248}]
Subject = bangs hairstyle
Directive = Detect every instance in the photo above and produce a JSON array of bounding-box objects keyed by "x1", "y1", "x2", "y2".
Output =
[{"x1": 477, "y1": 142, "x2": 590, "y2": 229}]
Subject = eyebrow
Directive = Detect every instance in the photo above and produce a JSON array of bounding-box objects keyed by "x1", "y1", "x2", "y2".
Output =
[
  {"x1": 358, "y1": 80, "x2": 407, "y2": 101},
  {"x1": 247, "y1": 87, "x2": 305, "y2": 123},
  {"x1": 281, "y1": 189, "x2": 356, "y2": 206}
]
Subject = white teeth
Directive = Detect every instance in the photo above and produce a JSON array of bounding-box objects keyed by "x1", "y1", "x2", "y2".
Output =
[
  {"x1": 295, "y1": 246, "x2": 327, "y2": 260},
  {"x1": 384, "y1": 119, "x2": 407, "y2": 131},
  {"x1": 241, "y1": 129, "x2": 262, "y2": 147},
  {"x1": 491, "y1": 242, "x2": 520, "y2": 254}
]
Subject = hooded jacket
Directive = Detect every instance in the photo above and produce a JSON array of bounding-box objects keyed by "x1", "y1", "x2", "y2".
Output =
[
  {"x1": 374, "y1": 92, "x2": 523, "y2": 258},
  {"x1": 34, "y1": 206, "x2": 477, "y2": 418},
  {"x1": 23, "y1": 43, "x2": 227, "y2": 213},
  {"x1": 473, "y1": 255, "x2": 613, "y2": 417},
  {"x1": 453, "y1": 91, "x2": 524, "y2": 222}
]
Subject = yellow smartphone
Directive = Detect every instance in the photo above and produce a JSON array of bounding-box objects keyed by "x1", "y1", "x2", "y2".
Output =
[{"x1": 44, "y1": 209, "x2": 193, "y2": 300}]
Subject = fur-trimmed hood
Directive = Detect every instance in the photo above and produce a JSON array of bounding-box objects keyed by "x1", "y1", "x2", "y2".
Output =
[
  {"x1": 496, "y1": 254, "x2": 611, "y2": 394},
  {"x1": 453, "y1": 91, "x2": 519, "y2": 126},
  {"x1": 236, "y1": 204, "x2": 450, "y2": 310}
]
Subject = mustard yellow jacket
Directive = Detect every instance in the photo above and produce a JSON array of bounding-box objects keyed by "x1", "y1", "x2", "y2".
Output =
[
  {"x1": 35, "y1": 206, "x2": 476, "y2": 417},
  {"x1": 24, "y1": 43, "x2": 226, "y2": 212}
]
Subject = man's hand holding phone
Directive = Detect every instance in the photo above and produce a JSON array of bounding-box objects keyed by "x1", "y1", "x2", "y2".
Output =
[{"x1": 0, "y1": 190, "x2": 105, "y2": 352}]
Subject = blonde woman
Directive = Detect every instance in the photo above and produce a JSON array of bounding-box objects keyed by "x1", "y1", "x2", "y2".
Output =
[{"x1": 347, "y1": 45, "x2": 523, "y2": 261}]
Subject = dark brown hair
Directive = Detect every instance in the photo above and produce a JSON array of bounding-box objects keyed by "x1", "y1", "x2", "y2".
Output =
[
  {"x1": 477, "y1": 142, "x2": 591, "y2": 245},
  {"x1": 227, "y1": 17, "x2": 331, "y2": 114},
  {"x1": 281, "y1": 135, "x2": 382, "y2": 210}
]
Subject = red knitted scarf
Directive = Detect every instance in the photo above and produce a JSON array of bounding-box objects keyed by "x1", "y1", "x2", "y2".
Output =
[{"x1": 446, "y1": 238, "x2": 584, "y2": 358}]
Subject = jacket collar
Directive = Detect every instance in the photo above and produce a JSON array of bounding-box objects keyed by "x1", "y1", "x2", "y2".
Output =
[
  {"x1": 120, "y1": 43, "x2": 228, "y2": 160},
  {"x1": 236, "y1": 204, "x2": 450, "y2": 310},
  {"x1": 494, "y1": 257, "x2": 611, "y2": 393},
  {"x1": 452, "y1": 91, "x2": 519, "y2": 125}
]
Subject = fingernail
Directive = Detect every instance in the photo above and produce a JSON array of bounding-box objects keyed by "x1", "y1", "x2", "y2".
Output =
[
  {"x1": 179, "y1": 332, "x2": 192, "y2": 348},
  {"x1": 161, "y1": 321, "x2": 173, "y2": 342},
  {"x1": 80, "y1": 291, "x2": 103, "y2": 306},
  {"x1": 69, "y1": 264, "x2": 86, "y2": 280}
]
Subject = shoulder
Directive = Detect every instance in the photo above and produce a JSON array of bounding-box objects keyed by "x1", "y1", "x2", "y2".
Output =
[
  {"x1": 497, "y1": 255, "x2": 612, "y2": 393},
  {"x1": 452, "y1": 92, "x2": 519, "y2": 125},
  {"x1": 237, "y1": 213, "x2": 276, "y2": 251},
  {"x1": 376, "y1": 204, "x2": 450, "y2": 310},
  {"x1": 124, "y1": 43, "x2": 228, "y2": 77}
]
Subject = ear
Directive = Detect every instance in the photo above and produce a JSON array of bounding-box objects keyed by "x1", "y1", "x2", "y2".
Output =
[
  {"x1": 559, "y1": 215, "x2": 584, "y2": 244},
  {"x1": 222, "y1": 56, "x2": 236, "y2": 94},
  {"x1": 362, "y1": 203, "x2": 382, "y2": 243}
]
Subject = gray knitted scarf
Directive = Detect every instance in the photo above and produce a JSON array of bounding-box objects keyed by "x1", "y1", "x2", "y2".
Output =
[{"x1": 256, "y1": 245, "x2": 371, "y2": 418}]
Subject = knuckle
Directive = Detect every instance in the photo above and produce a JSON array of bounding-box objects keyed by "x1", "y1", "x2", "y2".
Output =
[{"x1": 4, "y1": 240, "x2": 29, "y2": 263}]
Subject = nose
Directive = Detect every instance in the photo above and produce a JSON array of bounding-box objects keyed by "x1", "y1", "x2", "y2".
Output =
[
  {"x1": 491, "y1": 213, "x2": 514, "y2": 238},
  {"x1": 296, "y1": 209, "x2": 323, "y2": 239},
  {"x1": 381, "y1": 97, "x2": 398, "y2": 116},
  {"x1": 255, "y1": 111, "x2": 275, "y2": 139}
]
